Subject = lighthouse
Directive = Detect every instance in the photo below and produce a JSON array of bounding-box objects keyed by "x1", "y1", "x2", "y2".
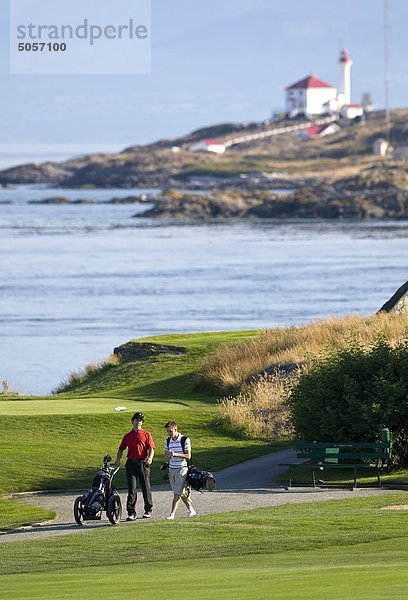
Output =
[{"x1": 339, "y1": 49, "x2": 353, "y2": 106}]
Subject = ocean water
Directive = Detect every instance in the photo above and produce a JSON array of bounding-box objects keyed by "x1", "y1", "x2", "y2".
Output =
[
  {"x1": 1, "y1": 185, "x2": 407, "y2": 395},
  {"x1": 0, "y1": 144, "x2": 129, "y2": 170}
]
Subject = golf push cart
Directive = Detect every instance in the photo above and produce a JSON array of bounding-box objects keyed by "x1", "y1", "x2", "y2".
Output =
[{"x1": 74, "y1": 454, "x2": 122, "y2": 525}]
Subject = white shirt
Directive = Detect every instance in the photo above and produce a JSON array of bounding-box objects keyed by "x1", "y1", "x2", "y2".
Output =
[{"x1": 164, "y1": 433, "x2": 191, "y2": 468}]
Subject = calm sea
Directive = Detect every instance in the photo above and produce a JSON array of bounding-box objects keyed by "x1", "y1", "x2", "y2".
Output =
[{"x1": 1, "y1": 184, "x2": 407, "y2": 395}]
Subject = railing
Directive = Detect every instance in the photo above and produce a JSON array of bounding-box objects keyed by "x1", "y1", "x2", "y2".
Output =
[{"x1": 223, "y1": 115, "x2": 337, "y2": 148}]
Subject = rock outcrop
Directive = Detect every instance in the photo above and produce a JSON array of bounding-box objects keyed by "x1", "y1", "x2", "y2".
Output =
[
  {"x1": 113, "y1": 342, "x2": 187, "y2": 362},
  {"x1": 135, "y1": 182, "x2": 408, "y2": 221},
  {"x1": 27, "y1": 195, "x2": 149, "y2": 205},
  {"x1": 378, "y1": 282, "x2": 408, "y2": 316},
  {"x1": 0, "y1": 162, "x2": 72, "y2": 185},
  {"x1": 137, "y1": 191, "x2": 260, "y2": 219}
]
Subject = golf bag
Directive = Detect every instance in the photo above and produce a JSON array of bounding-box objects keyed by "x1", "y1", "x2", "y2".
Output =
[
  {"x1": 186, "y1": 466, "x2": 217, "y2": 492},
  {"x1": 165, "y1": 435, "x2": 217, "y2": 492},
  {"x1": 74, "y1": 454, "x2": 122, "y2": 525}
]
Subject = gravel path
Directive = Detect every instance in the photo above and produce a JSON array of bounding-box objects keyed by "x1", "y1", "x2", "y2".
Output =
[{"x1": 1, "y1": 449, "x2": 398, "y2": 543}]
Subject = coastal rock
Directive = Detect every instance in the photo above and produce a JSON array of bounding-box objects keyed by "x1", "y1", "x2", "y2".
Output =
[
  {"x1": 378, "y1": 281, "x2": 408, "y2": 316},
  {"x1": 28, "y1": 197, "x2": 73, "y2": 205},
  {"x1": 0, "y1": 162, "x2": 72, "y2": 185},
  {"x1": 113, "y1": 341, "x2": 187, "y2": 362},
  {"x1": 137, "y1": 182, "x2": 408, "y2": 221},
  {"x1": 248, "y1": 188, "x2": 408, "y2": 220},
  {"x1": 336, "y1": 165, "x2": 408, "y2": 193},
  {"x1": 27, "y1": 195, "x2": 150, "y2": 205},
  {"x1": 253, "y1": 363, "x2": 300, "y2": 380},
  {"x1": 136, "y1": 192, "x2": 260, "y2": 219},
  {"x1": 106, "y1": 195, "x2": 151, "y2": 204}
]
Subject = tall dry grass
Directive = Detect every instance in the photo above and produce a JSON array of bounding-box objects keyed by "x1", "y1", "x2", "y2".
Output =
[
  {"x1": 52, "y1": 354, "x2": 120, "y2": 394},
  {"x1": 198, "y1": 313, "x2": 408, "y2": 395},
  {"x1": 218, "y1": 373, "x2": 296, "y2": 440},
  {"x1": 1, "y1": 379, "x2": 18, "y2": 397}
]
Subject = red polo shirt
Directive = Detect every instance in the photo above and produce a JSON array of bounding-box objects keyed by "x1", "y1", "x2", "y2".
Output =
[{"x1": 119, "y1": 428, "x2": 155, "y2": 460}]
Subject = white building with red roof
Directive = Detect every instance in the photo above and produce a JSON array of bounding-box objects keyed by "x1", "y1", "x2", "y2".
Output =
[
  {"x1": 285, "y1": 73, "x2": 337, "y2": 116},
  {"x1": 299, "y1": 122, "x2": 341, "y2": 140},
  {"x1": 340, "y1": 103, "x2": 364, "y2": 120},
  {"x1": 285, "y1": 50, "x2": 363, "y2": 119},
  {"x1": 190, "y1": 138, "x2": 226, "y2": 154}
]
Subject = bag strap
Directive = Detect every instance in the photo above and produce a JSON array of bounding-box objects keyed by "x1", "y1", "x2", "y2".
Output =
[
  {"x1": 167, "y1": 435, "x2": 191, "y2": 466},
  {"x1": 180, "y1": 435, "x2": 192, "y2": 467}
]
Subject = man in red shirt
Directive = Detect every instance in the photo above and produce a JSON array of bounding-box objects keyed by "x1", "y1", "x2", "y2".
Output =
[{"x1": 115, "y1": 412, "x2": 155, "y2": 520}]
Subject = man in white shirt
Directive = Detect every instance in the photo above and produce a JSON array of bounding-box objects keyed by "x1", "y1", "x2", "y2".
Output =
[{"x1": 164, "y1": 420, "x2": 197, "y2": 520}]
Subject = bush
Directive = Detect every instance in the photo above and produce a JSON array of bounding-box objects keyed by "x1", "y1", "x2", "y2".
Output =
[{"x1": 289, "y1": 339, "x2": 408, "y2": 467}]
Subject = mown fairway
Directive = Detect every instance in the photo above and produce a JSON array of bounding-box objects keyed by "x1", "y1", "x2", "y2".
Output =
[{"x1": 0, "y1": 495, "x2": 407, "y2": 599}]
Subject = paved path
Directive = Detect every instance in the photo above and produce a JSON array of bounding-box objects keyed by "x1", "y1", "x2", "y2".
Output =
[{"x1": 0, "y1": 449, "x2": 398, "y2": 543}]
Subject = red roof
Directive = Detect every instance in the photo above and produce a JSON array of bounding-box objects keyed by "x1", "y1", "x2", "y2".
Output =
[
  {"x1": 304, "y1": 124, "x2": 331, "y2": 137},
  {"x1": 202, "y1": 138, "x2": 224, "y2": 145},
  {"x1": 343, "y1": 103, "x2": 362, "y2": 109},
  {"x1": 286, "y1": 74, "x2": 335, "y2": 90}
]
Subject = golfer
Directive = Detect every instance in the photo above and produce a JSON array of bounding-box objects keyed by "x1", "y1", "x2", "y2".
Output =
[
  {"x1": 164, "y1": 420, "x2": 196, "y2": 520},
  {"x1": 115, "y1": 412, "x2": 155, "y2": 520}
]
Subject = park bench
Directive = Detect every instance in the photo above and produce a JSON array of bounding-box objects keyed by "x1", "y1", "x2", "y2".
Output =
[{"x1": 281, "y1": 440, "x2": 392, "y2": 490}]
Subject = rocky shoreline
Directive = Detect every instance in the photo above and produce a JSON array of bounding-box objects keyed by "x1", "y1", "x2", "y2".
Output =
[
  {"x1": 27, "y1": 195, "x2": 150, "y2": 205},
  {"x1": 135, "y1": 170, "x2": 408, "y2": 220},
  {"x1": 1, "y1": 164, "x2": 407, "y2": 220}
]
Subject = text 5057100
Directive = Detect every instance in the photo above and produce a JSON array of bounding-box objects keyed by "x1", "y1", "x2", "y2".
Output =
[{"x1": 18, "y1": 42, "x2": 67, "y2": 52}]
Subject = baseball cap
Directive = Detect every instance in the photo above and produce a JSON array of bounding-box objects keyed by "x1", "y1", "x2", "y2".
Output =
[{"x1": 131, "y1": 412, "x2": 144, "y2": 422}]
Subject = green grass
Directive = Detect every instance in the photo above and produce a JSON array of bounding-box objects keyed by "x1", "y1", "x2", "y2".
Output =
[
  {"x1": 0, "y1": 397, "x2": 186, "y2": 415},
  {"x1": 0, "y1": 495, "x2": 407, "y2": 598},
  {"x1": 1, "y1": 329, "x2": 407, "y2": 493},
  {"x1": 1, "y1": 546, "x2": 407, "y2": 600},
  {"x1": 0, "y1": 411, "x2": 275, "y2": 493},
  {"x1": 0, "y1": 331, "x2": 276, "y2": 494},
  {"x1": 0, "y1": 499, "x2": 55, "y2": 531},
  {"x1": 175, "y1": 158, "x2": 277, "y2": 179}
]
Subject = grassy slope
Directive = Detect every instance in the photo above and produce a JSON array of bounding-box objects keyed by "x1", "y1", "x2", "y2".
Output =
[
  {"x1": 0, "y1": 331, "x2": 278, "y2": 495},
  {"x1": 0, "y1": 499, "x2": 55, "y2": 531},
  {"x1": 0, "y1": 495, "x2": 407, "y2": 598}
]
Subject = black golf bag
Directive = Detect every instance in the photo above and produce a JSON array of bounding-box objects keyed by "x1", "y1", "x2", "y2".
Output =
[
  {"x1": 165, "y1": 435, "x2": 217, "y2": 493},
  {"x1": 187, "y1": 466, "x2": 217, "y2": 492},
  {"x1": 74, "y1": 454, "x2": 122, "y2": 525}
]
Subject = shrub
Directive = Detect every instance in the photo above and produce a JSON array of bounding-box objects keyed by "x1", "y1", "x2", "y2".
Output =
[
  {"x1": 1, "y1": 379, "x2": 18, "y2": 397},
  {"x1": 289, "y1": 339, "x2": 408, "y2": 467}
]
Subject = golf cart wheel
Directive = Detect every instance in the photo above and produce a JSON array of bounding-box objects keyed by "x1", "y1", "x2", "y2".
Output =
[
  {"x1": 74, "y1": 496, "x2": 86, "y2": 526},
  {"x1": 107, "y1": 494, "x2": 122, "y2": 525}
]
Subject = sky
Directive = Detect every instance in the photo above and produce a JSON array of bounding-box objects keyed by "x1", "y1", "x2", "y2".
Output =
[{"x1": 0, "y1": 0, "x2": 406, "y2": 149}]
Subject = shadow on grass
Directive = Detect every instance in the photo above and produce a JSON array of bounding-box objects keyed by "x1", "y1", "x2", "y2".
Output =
[
  {"x1": 1, "y1": 521, "x2": 114, "y2": 539},
  {"x1": 134, "y1": 372, "x2": 218, "y2": 406},
  {"x1": 215, "y1": 487, "x2": 324, "y2": 495},
  {"x1": 12, "y1": 439, "x2": 279, "y2": 493},
  {"x1": 26, "y1": 467, "x2": 110, "y2": 493},
  {"x1": 278, "y1": 465, "x2": 398, "y2": 488}
]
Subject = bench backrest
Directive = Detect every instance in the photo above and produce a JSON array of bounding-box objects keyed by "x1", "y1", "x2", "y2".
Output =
[{"x1": 296, "y1": 441, "x2": 392, "y2": 464}]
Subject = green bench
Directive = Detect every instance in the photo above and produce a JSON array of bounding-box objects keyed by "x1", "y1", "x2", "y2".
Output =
[{"x1": 281, "y1": 439, "x2": 392, "y2": 490}]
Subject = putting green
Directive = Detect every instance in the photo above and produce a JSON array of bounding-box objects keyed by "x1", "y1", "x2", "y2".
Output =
[{"x1": 0, "y1": 397, "x2": 187, "y2": 416}]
